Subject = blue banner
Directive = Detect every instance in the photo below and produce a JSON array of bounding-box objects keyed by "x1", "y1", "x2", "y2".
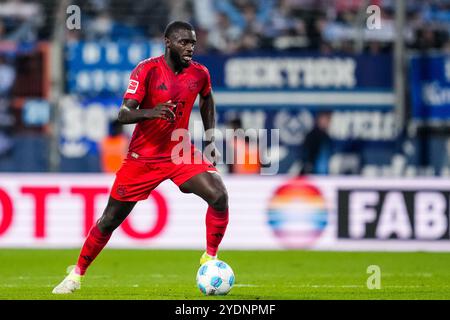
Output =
[
  {"x1": 65, "y1": 41, "x2": 393, "y2": 107},
  {"x1": 65, "y1": 40, "x2": 164, "y2": 97},
  {"x1": 196, "y1": 53, "x2": 392, "y2": 90},
  {"x1": 410, "y1": 55, "x2": 450, "y2": 121}
]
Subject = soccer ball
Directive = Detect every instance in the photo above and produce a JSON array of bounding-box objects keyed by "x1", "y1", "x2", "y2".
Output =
[{"x1": 196, "y1": 260, "x2": 235, "y2": 295}]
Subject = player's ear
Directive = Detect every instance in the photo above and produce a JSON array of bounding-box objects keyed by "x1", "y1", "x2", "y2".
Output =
[{"x1": 164, "y1": 37, "x2": 170, "y2": 48}]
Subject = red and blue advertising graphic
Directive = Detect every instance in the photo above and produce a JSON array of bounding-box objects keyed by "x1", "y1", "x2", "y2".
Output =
[{"x1": 267, "y1": 178, "x2": 328, "y2": 248}]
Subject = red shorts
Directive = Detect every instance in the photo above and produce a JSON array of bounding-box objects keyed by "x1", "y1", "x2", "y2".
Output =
[{"x1": 110, "y1": 152, "x2": 217, "y2": 202}]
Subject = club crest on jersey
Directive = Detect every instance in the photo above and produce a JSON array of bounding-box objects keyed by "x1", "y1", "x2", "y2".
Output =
[
  {"x1": 187, "y1": 79, "x2": 198, "y2": 91},
  {"x1": 127, "y1": 80, "x2": 139, "y2": 94},
  {"x1": 116, "y1": 185, "x2": 127, "y2": 197}
]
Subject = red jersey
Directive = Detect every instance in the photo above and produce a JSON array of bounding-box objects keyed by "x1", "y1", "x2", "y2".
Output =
[{"x1": 123, "y1": 55, "x2": 212, "y2": 162}]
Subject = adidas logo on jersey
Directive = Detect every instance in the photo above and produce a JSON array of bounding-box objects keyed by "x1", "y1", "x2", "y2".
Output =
[{"x1": 157, "y1": 82, "x2": 168, "y2": 90}]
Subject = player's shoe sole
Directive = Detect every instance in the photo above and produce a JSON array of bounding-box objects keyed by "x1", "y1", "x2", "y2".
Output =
[
  {"x1": 52, "y1": 267, "x2": 83, "y2": 294},
  {"x1": 200, "y1": 252, "x2": 217, "y2": 265}
]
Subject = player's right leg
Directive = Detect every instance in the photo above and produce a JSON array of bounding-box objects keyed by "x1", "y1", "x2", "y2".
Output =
[{"x1": 52, "y1": 197, "x2": 136, "y2": 294}]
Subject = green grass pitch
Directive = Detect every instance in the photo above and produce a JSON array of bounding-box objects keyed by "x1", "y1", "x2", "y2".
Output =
[{"x1": 1, "y1": 249, "x2": 450, "y2": 300}]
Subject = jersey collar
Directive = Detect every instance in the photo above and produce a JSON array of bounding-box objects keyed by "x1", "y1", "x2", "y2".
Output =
[{"x1": 162, "y1": 55, "x2": 191, "y2": 75}]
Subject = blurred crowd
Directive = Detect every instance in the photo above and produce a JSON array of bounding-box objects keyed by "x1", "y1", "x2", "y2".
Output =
[
  {"x1": 0, "y1": 0, "x2": 449, "y2": 53},
  {"x1": 0, "y1": 0, "x2": 44, "y2": 42},
  {"x1": 63, "y1": 0, "x2": 450, "y2": 54},
  {"x1": 0, "y1": 0, "x2": 449, "y2": 54}
]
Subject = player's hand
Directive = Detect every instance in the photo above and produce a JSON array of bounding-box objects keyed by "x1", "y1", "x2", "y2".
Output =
[
  {"x1": 147, "y1": 100, "x2": 176, "y2": 121},
  {"x1": 204, "y1": 142, "x2": 221, "y2": 166}
]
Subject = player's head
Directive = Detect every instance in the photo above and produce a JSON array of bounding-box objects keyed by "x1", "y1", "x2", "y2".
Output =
[{"x1": 164, "y1": 21, "x2": 196, "y2": 68}]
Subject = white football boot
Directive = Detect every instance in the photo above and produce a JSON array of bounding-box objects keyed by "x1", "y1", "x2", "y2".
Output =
[{"x1": 52, "y1": 266, "x2": 83, "y2": 294}]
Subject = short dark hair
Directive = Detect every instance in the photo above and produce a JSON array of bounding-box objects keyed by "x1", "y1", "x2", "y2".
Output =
[{"x1": 164, "y1": 21, "x2": 194, "y2": 38}]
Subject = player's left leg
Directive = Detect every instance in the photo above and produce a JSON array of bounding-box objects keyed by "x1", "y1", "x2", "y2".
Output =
[
  {"x1": 52, "y1": 197, "x2": 136, "y2": 294},
  {"x1": 178, "y1": 171, "x2": 229, "y2": 263}
]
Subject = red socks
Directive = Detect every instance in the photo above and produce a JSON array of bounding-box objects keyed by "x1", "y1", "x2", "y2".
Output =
[
  {"x1": 205, "y1": 206, "x2": 229, "y2": 256},
  {"x1": 75, "y1": 224, "x2": 112, "y2": 275},
  {"x1": 73, "y1": 207, "x2": 228, "y2": 275}
]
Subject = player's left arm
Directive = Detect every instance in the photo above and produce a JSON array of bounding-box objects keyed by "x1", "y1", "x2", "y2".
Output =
[{"x1": 199, "y1": 92, "x2": 220, "y2": 166}]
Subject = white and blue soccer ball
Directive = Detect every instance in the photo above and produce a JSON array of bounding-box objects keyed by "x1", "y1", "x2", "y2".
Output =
[{"x1": 196, "y1": 260, "x2": 235, "y2": 295}]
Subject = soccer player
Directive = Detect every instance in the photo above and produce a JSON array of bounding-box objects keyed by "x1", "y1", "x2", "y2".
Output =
[{"x1": 52, "y1": 21, "x2": 229, "y2": 294}]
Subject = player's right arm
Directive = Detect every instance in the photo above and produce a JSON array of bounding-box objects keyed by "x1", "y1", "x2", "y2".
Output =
[{"x1": 117, "y1": 99, "x2": 176, "y2": 124}]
